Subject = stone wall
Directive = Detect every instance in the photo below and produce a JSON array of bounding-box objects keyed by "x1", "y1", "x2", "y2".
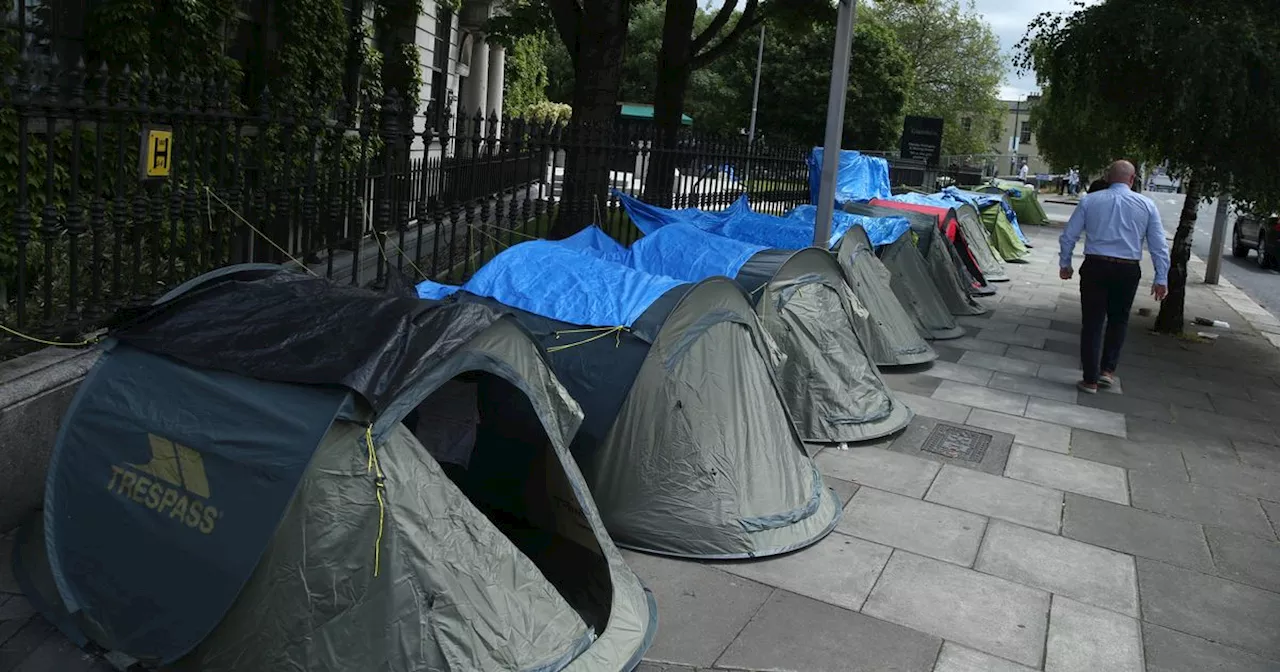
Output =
[{"x1": 0, "y1": 347, "x2": 100, "y2": 533}]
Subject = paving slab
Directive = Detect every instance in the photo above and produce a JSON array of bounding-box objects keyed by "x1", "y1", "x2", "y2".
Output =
[
  {"x1": 1138, "y1": 557, "x2": 1280, "y2": 660},
  {"x1": 863, "y1": 551, "x2": 1050, "y2": 667},
  {"x1": 958, "y1": 351, "x2": 1041, "y2": 377},
  {"x1": 888, "y1": 416, "x2": 1013, "y2": 476},
  {"x1": 926, "y1": 465, "x2": 1063, "y2": 533},
  {"x1": 1142, "y1": 622, "x2": 1280, "y2": 672},
  {"x1": 839, "y1": 488, "x2": 987, "y2": 566},
  {"x1": 988, "y1": 372, "x2": 1079, "y2": 404},
  {"x1": 1041, "y1": 339, "x2": 1079, "y2": 357},
  {"x1": 1124, "y1": 417, "x2": 1238, "y2": 461},
  {"x1": 1005, "y1": 445, "x2": 1129, "y2": 505},
  {"x1": 712, "y1": 531, "x2": 891, "y2": 612},
  {"x1": 1005, "y1": 344, "x2": 1078, "y2": 368},
  {"x1": 1062, "y1": 493, "x2": 1214, "y2": 571},
  {"x1": 976, "y1": 520, "x2": 1138, "y2": 616},
  {"x1": 931, "y1": 642, "x2": 1037, "y2": 672},
  {"x1": 1044, "y1": 596, "x2": 1144, "y2": 672},
  {"x1": 715, "y1": 590, "x2": 942, "y2": 672},
  {"x1": 932, "y1": 380, "x2": 1029, "y2": 416},
  {"x1": 1233, "y1": 440, "x2": 1280, "y2": 473},
  {"x1": 1035, "y1": 363, "x2": 1080, "y2": 386},
  {"x1": 1128, "y1": 469, "x2": 1274, "y2": 538},
  {"x1": 1204, "y1": 526, "x2": 1280, "y2": 592},
  {"x1": 825, "y1": 476, "x2": 860, "y2": 506},
  {"x1": 1185, "y1": 453, "x2": 1280, "y2": 500},
  {"x1": 815, "y1": 447, "x2": 942, "y2": 498},
  {"x1": 1116, "y1": 381, "x2": 1215, "y2": 411},
  {"x1": 620, "y1": 551, "x2": 772, "y2": 667},
  {"x1": 939, "y1": 336, "x2": 1010, "y2": 355},
  {"x1": 882, "y1": 370, "x2": 946, "y2": 397},
  {"x1": 1024, "y1": 397, "x2": 1127, "y2": 438},
  {"x1": 1172, "y1": 406, "x2": 1279, "y2": 444},
  {"x1": 923, "y1": 361, "x2": 997, "y2": 386},
  {"x1": 967, "y1": 409, "x2": 1071, "y2": 454},
  {"x1": 1263, "y1": 499, "x2": 1280, "y2": 537},
  {"x1": 976, "y1": 328, "x2": 1047, "y2": 349},
  {"x1": 894, "y1": 391, "x2": 974, "y2": 424},
  {"x1": 1067, "y1": 429, "x2": 1188, "y2": 478},
  {"x1": 931, "y1": 344, "x2": 966, "y2": 363},
  {"x1": 635, "y1": 663, "x2": 700, "y2": 672},
  {"x1": 1017, "y1": 324, "x2": 1080, "y2": 345},
  {"x1": 1076, "y1": 392, "x2": 1174, "y2": 423}
]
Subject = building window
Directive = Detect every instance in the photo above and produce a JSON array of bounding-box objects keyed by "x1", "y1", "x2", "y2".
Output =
[
  {"x1": 1020, "y1": 121, "x2": 1032, "y2": 144},
  {"x1": 961, "y1": 117, "x2": 972, "y2": 133},
  {"x1": 990, "y1": 120, "x2": 1001, "y2": 143},
  {"x1": 428, "y1": 7, "x2": 453, "y2": 128}
]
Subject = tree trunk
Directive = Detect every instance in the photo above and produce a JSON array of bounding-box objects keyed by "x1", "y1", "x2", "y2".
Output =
[
  {"x1": 1153, "y1": 178, "x2": 1201, "y2": 334},
  {"x1": 549, "y1": 0, "x2": 630, "y2": 239},
  {"x1": 642, "y1": 0, "x2": 697, "y2": 208}
]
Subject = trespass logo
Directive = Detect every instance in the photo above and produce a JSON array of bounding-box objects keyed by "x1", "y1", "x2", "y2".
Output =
[{"x1": 106, "y1": 434, "x2": 222, "y2": 534}]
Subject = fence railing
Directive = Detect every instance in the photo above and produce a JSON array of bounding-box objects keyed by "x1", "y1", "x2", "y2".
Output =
[{"x1": 0, "y1": 56, "x2": 813, "y2": 358}]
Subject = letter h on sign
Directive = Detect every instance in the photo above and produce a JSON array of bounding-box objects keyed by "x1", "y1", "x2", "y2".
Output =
[{"x1": 139, "y1": 125, "x2": 174, "y2": 180}]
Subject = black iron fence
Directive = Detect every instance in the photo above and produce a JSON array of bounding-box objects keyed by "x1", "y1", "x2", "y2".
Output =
[{"x1": 0, "y1": 55, "x2": 812, "y2": 359}]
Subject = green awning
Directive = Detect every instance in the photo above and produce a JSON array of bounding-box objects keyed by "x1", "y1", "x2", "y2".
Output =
[{"x1": 619, "y1": 103, "x2": 693, "y2": 126}]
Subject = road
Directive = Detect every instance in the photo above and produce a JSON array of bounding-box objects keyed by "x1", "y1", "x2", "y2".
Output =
[{"x1": 1041, "y1": 194, "x2": 1280, "y2": 322}]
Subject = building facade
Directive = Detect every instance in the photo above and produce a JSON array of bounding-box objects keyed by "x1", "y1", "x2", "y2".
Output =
[{"x1": 991, "y1": 95, "x2": 1051, "y2": 178}]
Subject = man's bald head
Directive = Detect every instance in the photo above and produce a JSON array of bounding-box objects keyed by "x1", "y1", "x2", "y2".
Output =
[{"x1": 1107, "y1": 160, "x2": 1136, "y2": 185}]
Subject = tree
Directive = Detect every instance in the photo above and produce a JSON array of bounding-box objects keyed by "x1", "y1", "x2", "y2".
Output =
[
  {"x1": 1022, "y1": 0, "x2": 1280, "y2": 334},
  {"x1": 871, "y1": 0, "x2": 1004, "y2": 155},
  {"x1": 488, "y1": 0, "x2": 632, "y2": 236},
  {"x1": 708, "y1": 10, "x2": 911, "y2": 148},
  {"x1": 503, "y1": 33, "x2": 552, "y2": 116}
]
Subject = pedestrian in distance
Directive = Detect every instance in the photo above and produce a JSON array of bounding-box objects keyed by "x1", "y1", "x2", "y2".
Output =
[{"x1": 1058, "y1": 160, "x2": 1171, "y2": 394}]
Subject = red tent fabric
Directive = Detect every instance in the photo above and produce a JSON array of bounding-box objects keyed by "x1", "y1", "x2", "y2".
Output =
[{"x1": 870, "y1": 199, "x2": 985, "y2": 286}]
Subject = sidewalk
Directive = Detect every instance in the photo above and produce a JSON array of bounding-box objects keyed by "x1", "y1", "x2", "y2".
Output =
[{"x1": 635, "y1": 224, "x2": 1280, "y2": 672}]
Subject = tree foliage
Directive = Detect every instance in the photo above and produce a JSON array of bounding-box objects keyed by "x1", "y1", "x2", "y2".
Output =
[
  {"x1": 503, "y1": 33, "x2": 553, "y2": 115},
  {"x1": 1021, "y1": 0, "x2": 1280, "y2": 333},
  {"x1": 870, "y1": 0, "x2": 1003, "y2": 155}
]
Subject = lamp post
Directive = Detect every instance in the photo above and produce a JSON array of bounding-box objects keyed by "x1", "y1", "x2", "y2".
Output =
[
  {"x1": 747, "y1": 25, "x2": 765, "y2": 145},
  {"x1": 814, "y1": 0, "x2": 858, "y2": 248}
]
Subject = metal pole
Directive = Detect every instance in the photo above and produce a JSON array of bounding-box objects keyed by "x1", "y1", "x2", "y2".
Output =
[
  {"x1": 747, "y1": 25, "x2": 765, "y2": 144},
  {"x1": 1204, "y1": 193, "x2": 1231, "y2": 285},
  {"x1": 814, "y1": 0, "x2": 858, "y2": 248}
]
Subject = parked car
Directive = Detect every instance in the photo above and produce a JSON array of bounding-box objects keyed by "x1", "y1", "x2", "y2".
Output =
[
  {"x1": 1147, "y1": 174, "x2": 1179, "y2": 193},
  {"x1": 1232, "y1": 209, "x2": 1280, "y2": 269}
]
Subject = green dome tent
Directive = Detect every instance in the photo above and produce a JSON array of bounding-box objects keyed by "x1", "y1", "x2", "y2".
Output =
[
  {"x1": 15, "y1": 266, "x2": 656, "y2": 672},
  {"x1": 989, "y1": 179, "x2": 1051, "y2": 227}
]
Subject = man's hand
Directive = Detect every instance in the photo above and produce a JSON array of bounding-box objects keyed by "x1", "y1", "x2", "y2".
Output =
[
  {"x1": 1060, "y1": 267, "x2": 1074, "y2": 281},
  {"x1": 1152, "y1": 284, "x2": 1168, "y2": 301}
]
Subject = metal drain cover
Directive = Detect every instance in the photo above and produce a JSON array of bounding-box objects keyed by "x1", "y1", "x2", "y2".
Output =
[{"x1": 921, "y1": 424, "x2": 992, "y2": 462}]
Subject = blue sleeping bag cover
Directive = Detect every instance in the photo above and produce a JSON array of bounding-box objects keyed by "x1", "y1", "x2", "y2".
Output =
[
  {"x1": 418, "y1": 240, "x2": 684, "y2": 328},
  {"x1": 808, "y1": 148, "x2": 892, "y2": 205}
]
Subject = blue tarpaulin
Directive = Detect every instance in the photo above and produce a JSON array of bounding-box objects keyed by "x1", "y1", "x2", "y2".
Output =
[
  {"x1": 786, "y1": 205, "x2": 911, "y2": 248},
  {"x1": 808, "y1": 148, "x2": 892, "y2": 205},
  {"x1": 887, "y1": 192, "x2": 956, "y2": 210},
  {"x1": 937, "y1": 187, "x2": 1030, "y2": 244},
  {"x1": 416, "y1": 280, "x2": 461, "y2": 300},
  {"x1": 614, "y1": 190, "x2": 747, "y2": 236},
  {"x1": 559, "y1": 225, "x2": 632, "y2": 265},
  {"x1": 416, "y1": 240, "x2": 684, "y2": 327},
  {"x1": 627, "y1": 224, "x2": 764, "y2": 281}
]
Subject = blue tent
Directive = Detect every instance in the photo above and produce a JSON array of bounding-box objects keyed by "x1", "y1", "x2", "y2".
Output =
[{"x1": 807, "y1": 148, "x2": 892, "y2": 205}]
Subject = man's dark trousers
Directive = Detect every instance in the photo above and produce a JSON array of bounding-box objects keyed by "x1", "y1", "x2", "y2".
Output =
[{"x1": 1079, "y1": 256, "x2": 1142, "y2": 384}]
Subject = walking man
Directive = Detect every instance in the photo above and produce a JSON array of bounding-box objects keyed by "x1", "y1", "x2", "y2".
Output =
[{"x1": 1058, "y1": 160, "x2": 1170, "y2": 394}]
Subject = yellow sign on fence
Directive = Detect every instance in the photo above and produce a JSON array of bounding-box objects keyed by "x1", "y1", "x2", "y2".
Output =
[{"x1": 140, "y1": 126, "x2": 173, "y2": 179}]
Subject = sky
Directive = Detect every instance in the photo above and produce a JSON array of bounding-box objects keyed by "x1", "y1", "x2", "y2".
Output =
[{"x1": 972, "y1": 0, "x2": 1087, "y2": 101}]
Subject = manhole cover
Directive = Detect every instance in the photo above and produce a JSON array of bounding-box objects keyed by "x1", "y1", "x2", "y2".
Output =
[{"x1": 921, "y1": 424, "x2": 992, "y2": 462}]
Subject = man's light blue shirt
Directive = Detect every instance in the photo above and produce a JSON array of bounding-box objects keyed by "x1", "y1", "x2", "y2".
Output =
[{"x1": 1059, "y1": 183, "x2": 1171, "y2": 284}]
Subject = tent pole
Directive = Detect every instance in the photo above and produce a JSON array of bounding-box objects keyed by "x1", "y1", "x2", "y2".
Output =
[{"x1": 814, "y1": 0, "x2": 858, "y2": 248}]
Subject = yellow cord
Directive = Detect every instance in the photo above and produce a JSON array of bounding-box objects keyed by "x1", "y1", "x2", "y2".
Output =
[
  {"x1": 0, "y1": 323, "x2": 100, "y2": 348},
  {"x1": 204, "y1": 187, "x2": 319, "y2": 276},
  {"x1": 364, "y1": 425, "x2": 387, "y2": 578},
  {"x1": 546, "y1": 326, "x2": 627, "y2": 353}
]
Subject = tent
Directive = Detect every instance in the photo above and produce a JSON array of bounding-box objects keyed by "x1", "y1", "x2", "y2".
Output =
[
  {"x1": 939, "y1": 186, "x2": 1032, "y2": 245},
  {"x1": 837, "y1": 224, "x2": 966, "y2": 341},
  {"x1": 616, "y1": 192, "x2": 936, "y2": 366},
  {"x1": 874, "y1": 196, "x2": 1010, "y2": 283},
  {"x1": 844, "y1": 201, "x2": 988, "y2": 315},
  {"x1": 420, "y1": 241, "x2": 841, "y2": 559},
  {"x1": 988, "y1": 179, "x2": 1051, "y2": 226},
  {"x1": 933, "y1": 188, "x2": 1030, "y2": 262},
  {"x1": 14, "y1": 266, "x2": 656, "y2": 672},
  {"x1": 807, "y1": 148, "x2": 892, "y2": 206},
  {"x1": 559, "y1": 223, "x2": 913, "y2": 443}
]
